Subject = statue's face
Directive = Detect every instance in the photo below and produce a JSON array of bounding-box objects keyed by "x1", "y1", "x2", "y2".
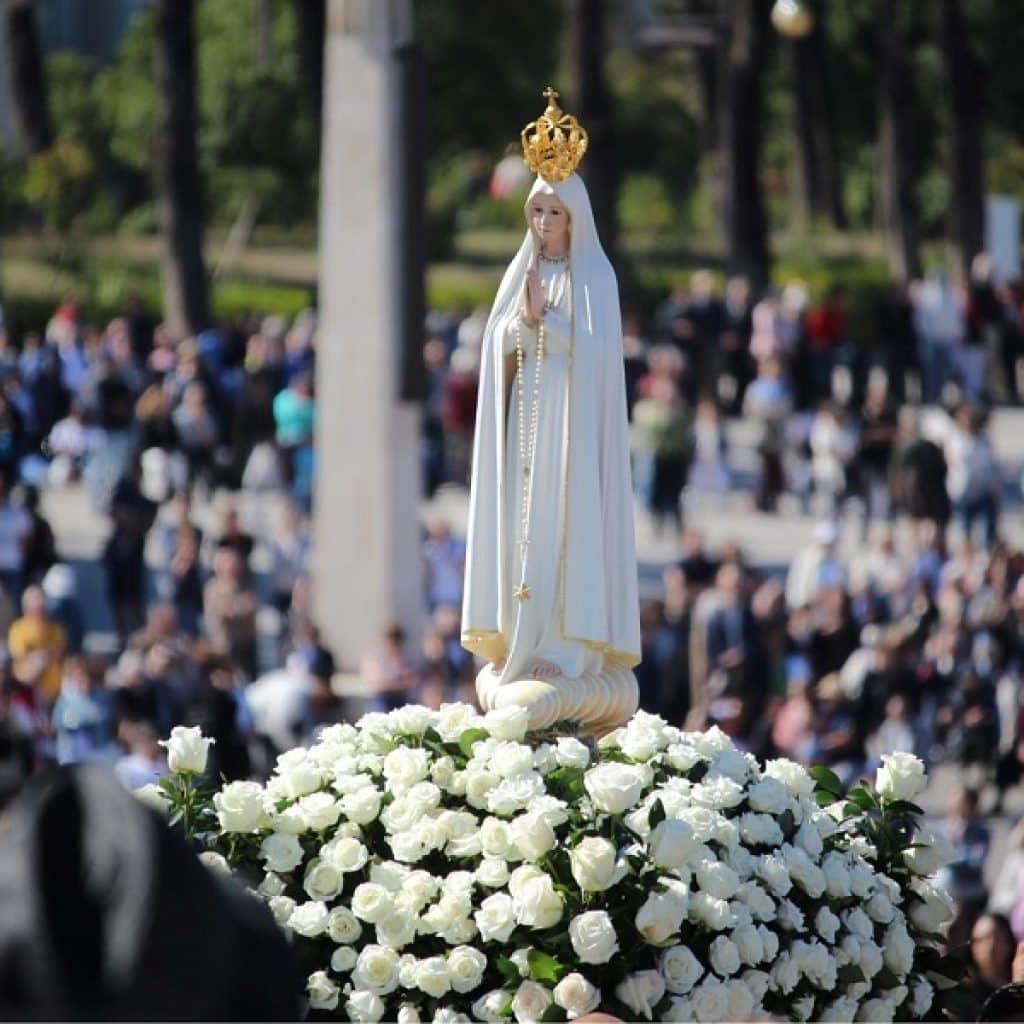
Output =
[{"x1": 528, "y1": 192, "x2": 570, "y2": 254}]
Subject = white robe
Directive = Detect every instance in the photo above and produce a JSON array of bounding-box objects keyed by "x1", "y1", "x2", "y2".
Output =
[
  {"x1": 498, "y1": 260, "x2": 602, "y2": 681},
  {"x1": 461, "y1": 174, "x2": 641, "y2": 682}
]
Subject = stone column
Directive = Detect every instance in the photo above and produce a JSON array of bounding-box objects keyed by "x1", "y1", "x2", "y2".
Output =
[{"x1": 313, "y1": 0, "x2": 423, "y2": 673}]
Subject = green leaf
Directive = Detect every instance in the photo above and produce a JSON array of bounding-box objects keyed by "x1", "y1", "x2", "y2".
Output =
[
  {"x1": 814, "y1": 790, "x2": 836, "y2": 807},
  {"x1": 837, "y1": 964, "x2": 865, "y2": 984},
  {"x1": 808, "y1": 765, "x2": 843, "y2": 796},
  {"x1": 648, "y1": 798, "x2": 666, "y2": 830},
  {"x1": 527, "y1": 949, "x2": 567, "y2": 984},
  {"x1": 540, "y1": 1003, "x2": 566, "y2": 1022},
  {"x1": 458, "y1": 727, "x2": 490, "y2": 759},
  {"x1": 496, "y1": 956, "x2": 521, "y2": 986}
]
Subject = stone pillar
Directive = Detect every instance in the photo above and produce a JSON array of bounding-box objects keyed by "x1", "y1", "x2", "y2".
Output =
[{"x1": 313, "y1": 0, "x2": 423, "y2": 673}]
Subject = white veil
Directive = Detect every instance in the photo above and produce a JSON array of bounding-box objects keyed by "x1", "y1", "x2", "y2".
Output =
[{"x1": 462, "y1": 173, "x2": 641, "y2": 668}]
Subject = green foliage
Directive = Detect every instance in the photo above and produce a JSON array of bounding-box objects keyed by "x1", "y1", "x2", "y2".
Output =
[
  {"x1": 618, "y1": 174, "x2": 680, "y2": 236},
  {"x1": 21, "y1": 138, "x2": 97, "y2": 231}
]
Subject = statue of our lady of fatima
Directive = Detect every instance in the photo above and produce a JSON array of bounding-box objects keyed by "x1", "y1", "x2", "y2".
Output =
[{"x1": 460, "y1": 89, "x2": 641, "y2": 735}]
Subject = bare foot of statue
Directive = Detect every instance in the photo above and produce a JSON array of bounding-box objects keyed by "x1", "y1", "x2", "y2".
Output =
[{"x1": 530, "y1": 660, "x2": 561, "y2": 680}]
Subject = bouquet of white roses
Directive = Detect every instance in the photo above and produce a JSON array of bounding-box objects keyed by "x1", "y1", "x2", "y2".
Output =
[{"x1": 145, "y1": 710, "x2": 962, "y2": 1022}]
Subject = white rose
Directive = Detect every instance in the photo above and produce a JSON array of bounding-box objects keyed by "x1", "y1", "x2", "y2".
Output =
[
  {"x1": 736, "y1": 882, "x2": 776, "y2": 923},
  {"x1": 489, "y1": 741, "x2": 536, "y2": 779},
  {"x1": 271, "y1": 804, "x2": 306, "y2": 835},
  {"x1": 619, "y1": 721, "x2": 666, "y2": 761},
  {"x1": 708, "y1": 935, "x2": 741, "y2": 977},
  {"x1": 488, "y1": 773, "x2": 546, "y2": 816},
  {"x1": 322, "y1": 835, "x2": 367, "y2": 875},
  {"x1": 687, "y1": 978, "x2": 731, "y2": 1023},
  {"x1": 636, "y1": 888, "x2": 688, "y2": 944},
  {"x1": 397, "y1": 1004, "x2": 421, "y2": 1024},
  {"x1": 160, "y1": 725, "x2": 213, "y2": 774},
  {"x1": 448, "y1": 945, "x2": 487, "y2": 993},
  {"x1": 688, "y1": 892, "x2": 734, "y2": 932},
  {"x1": 777, "y1": 898, "x2": 805, "y2": 932},
  {"x1": 821, "y1": 996, "x2": 860, "y2": 1022},
  {"x1": 303, "y1": 858, "x2": 345, "y2": 901},
  {"x1": 268, "y1": 894, "x2": 296, "y2": 927},
  {"x1": 260, "y1": 832, "x2": 304, "y2": 873},
  {"x1": 570, "y1": 836, "x2": 622, "y2": 891},
  {"x1": 764, "y1": 757, "x2": 816, "y2": 797},
  {"x1": 780, "y1": 844, "x2": 826, "y2": 899},
  {"x1": 555, "y1": 737, "x2": 591, "y2": 769},
  {"x1": 661, "y1": 944, "x2": 704, "y2": 994},
  {"x1": 390, "y1": 704, "x2": 435, "y2": 735},
  {"x1": 649, "y1": 819, "x2": 699, "y2": 872},
  {"x1": 584, "y1": 762, "x2": 647, "y2": 814},
  {"x1": 677, "y1": 806, "x2": 718, "y2": 843},
  {"x1": 416, "y1": 956, "x2": 453, "y2": 999},
  {"x1": 345, "y1": 989, "x2": 386, "y2": 1023},
  {"x1": 213, "y1": 780, "x2": 266, "y2": 833},
  {"x1": 512, "y1": 980, "x2": 553, "y2": 1023},
  {"x1": 331, "y1": 945, "x2": 358, "y2": 972},
  {"x1": 383, "y1": 747, "x2": 431, "y2": 788},
  {"x1": 822, "y1": 851, "x2": 853, "y2": 898},
  {"x1": 794, "y1": 820, "x2": 824, "y2": 859},
  {"x1": 553, "y1": 972, "x2": 600, "y2": 1019},
  {"x1": 695, "y1": 859, "x2": 741, "y2": 901},
  {"x1": 133, "y1": 783, "x2": 171, "y2": 814},
  {"x1": 692, "y1": 777, "x2": 745, "y2": 811},
  {"x1": 275, "y1": 748, "x2": 324, "y2": 797},
  {"x1": 875, "y1": 752, "x2": 927, "y2": 802},
  {"x1": 866, "y1": 889, "x2": 897, "y2": 925},
  {"x1": 738, "y1": 812, "x2": 783, "y2": 848},
  {"x1": 857, "y1": 998, "x2": 894, "y2": 1022},
  {"x1": 484, "y1": 705, "x2": 531, "y2": 741},
  {"x1": 289, "y1": 900, "x2": 329, "y2": 938},
  {"x1": 476, "y1": 892, "x2": 518, "y2": 943},
  {"x1": 342, "y1": 786, "x2": 382, "y2": 826},
  {"x1": 665, "y1": 742, "x2": 702, "y2": 773},
  {"x1": 731, "y1": 926, "x2": 765, "y2": 967},
  {"x1": 754, "y1": 854, "x2": 792, "y2": 896},
  {"x1": 296, "y1": 790, "x2": 341, "y2": 831},
  {"x1": 815, "y1": 906, "x2": 840, "y2": 944},
  {"x1": 859, "y1": 940, "x2": 884, "y2": 980},
  {"x1": 904, "y1": 827, "x2": 953, "y2": 877},
  {"x1": 352, "y1": 882, "x2": 395, "y2": 924},
  {"x1": 197, "y1": 850, "x2": 231, "y2": 876},
  {"x1": 328, "y1": 906, "x2": 362, "y2": 944},
  {"x1": 884, "y1": 922, "x2": 916, "y2": 977},
  {"x1": 473, "y1": 989, "x2": 512, "y2": 1023},
  {"x1": 724, "y1": 981, "x2": 755, "y2": 1022},
  {"x1": 747, "y1": 777, "x2": 790, "y2": 815},
  {"x1": 615, "y1": 970, "x2": 666, "y2": 1022},
  {"x1": 257, "y1": 872, "x2": 286, "y2": 899},
  {"x1": 510, "y1": 948, "x2": 533, "y2": 977},
  {"x1": 510, "y1": 812, "x2": 556, "y2": 862},
  {"x1": 370, "y1": 860, "x2": 410, "y2": 891},
  {"x1": 740, "y1": 968, "x2": 770, "y2": 1003},
  {"x1": 475, "y1": 857, "x2": 510, "y2": 889},
  {"x1": 708, "y1": 746, "x2": 751, "y2": 785},
  {"x1": 436, "y1": 702, "x2": 482, "y2": 741},
  {"x1": 770, "y1": 953, "x2": 800, "y2": 994},
  {"x1": 513, "y1": 874, "x2": 563, "y2": 929},
  {"x1": 911, "y1": 977, "x2": 934, "y2": 1017},
  {"x1": 352, "y1": 944, "x2": 401, "y2": 994},
  {"x1": 569, "y1": 910, "x2": 619, "y2": 964},
  {"x1": 376, "y1": 908, "x2": 419, "y2": 950},
  {"x1": 845, "y1": 906, "x2": 875, "y2": 941},
  {"x1": 307, "y1": 970, "x2": 340, "y2": 1011}
]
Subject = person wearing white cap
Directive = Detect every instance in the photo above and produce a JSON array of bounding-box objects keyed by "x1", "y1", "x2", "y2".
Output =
[{"x1": 785, "y1": 519, "x2": 847, "y2": 609}]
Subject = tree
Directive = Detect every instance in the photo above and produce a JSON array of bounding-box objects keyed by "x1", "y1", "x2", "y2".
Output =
[
  {"x1": 789, "y1": 19, "x2": 845, "y2": 228},
  {"x1": 154, "y1": 0, "x2": 210, "y2": 336},
  {"x1": 6, "y1": 0, "x2": 52, "y2": 154},
  {"x1": 877, "y1": 0, "x2": 921, "y2": 281},
  {"x1": 941, "y1": 0, "x2": 985, "y2": 278},
  {"x1": 568, "y1": 0, "x2": 619, "y2": 267},
  {"x1": 720, "y1": 0, "x2": 770, "y2": 291},
  {"x1": 293, "y1": 0, "x2": 325, "y2": 131}
]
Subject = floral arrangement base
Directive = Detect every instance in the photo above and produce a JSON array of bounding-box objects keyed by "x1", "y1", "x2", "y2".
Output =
[
  {"x1": 146, "y1": 710, "x2": 964, "y2": 1023},
  {"x1": 475, "y1": 663, "x2": 639, "y2": 735}
]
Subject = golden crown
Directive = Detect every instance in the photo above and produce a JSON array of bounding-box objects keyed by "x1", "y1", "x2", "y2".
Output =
[{"x1": 520, "y1": 87, "x2": 588, "y2": 183}]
